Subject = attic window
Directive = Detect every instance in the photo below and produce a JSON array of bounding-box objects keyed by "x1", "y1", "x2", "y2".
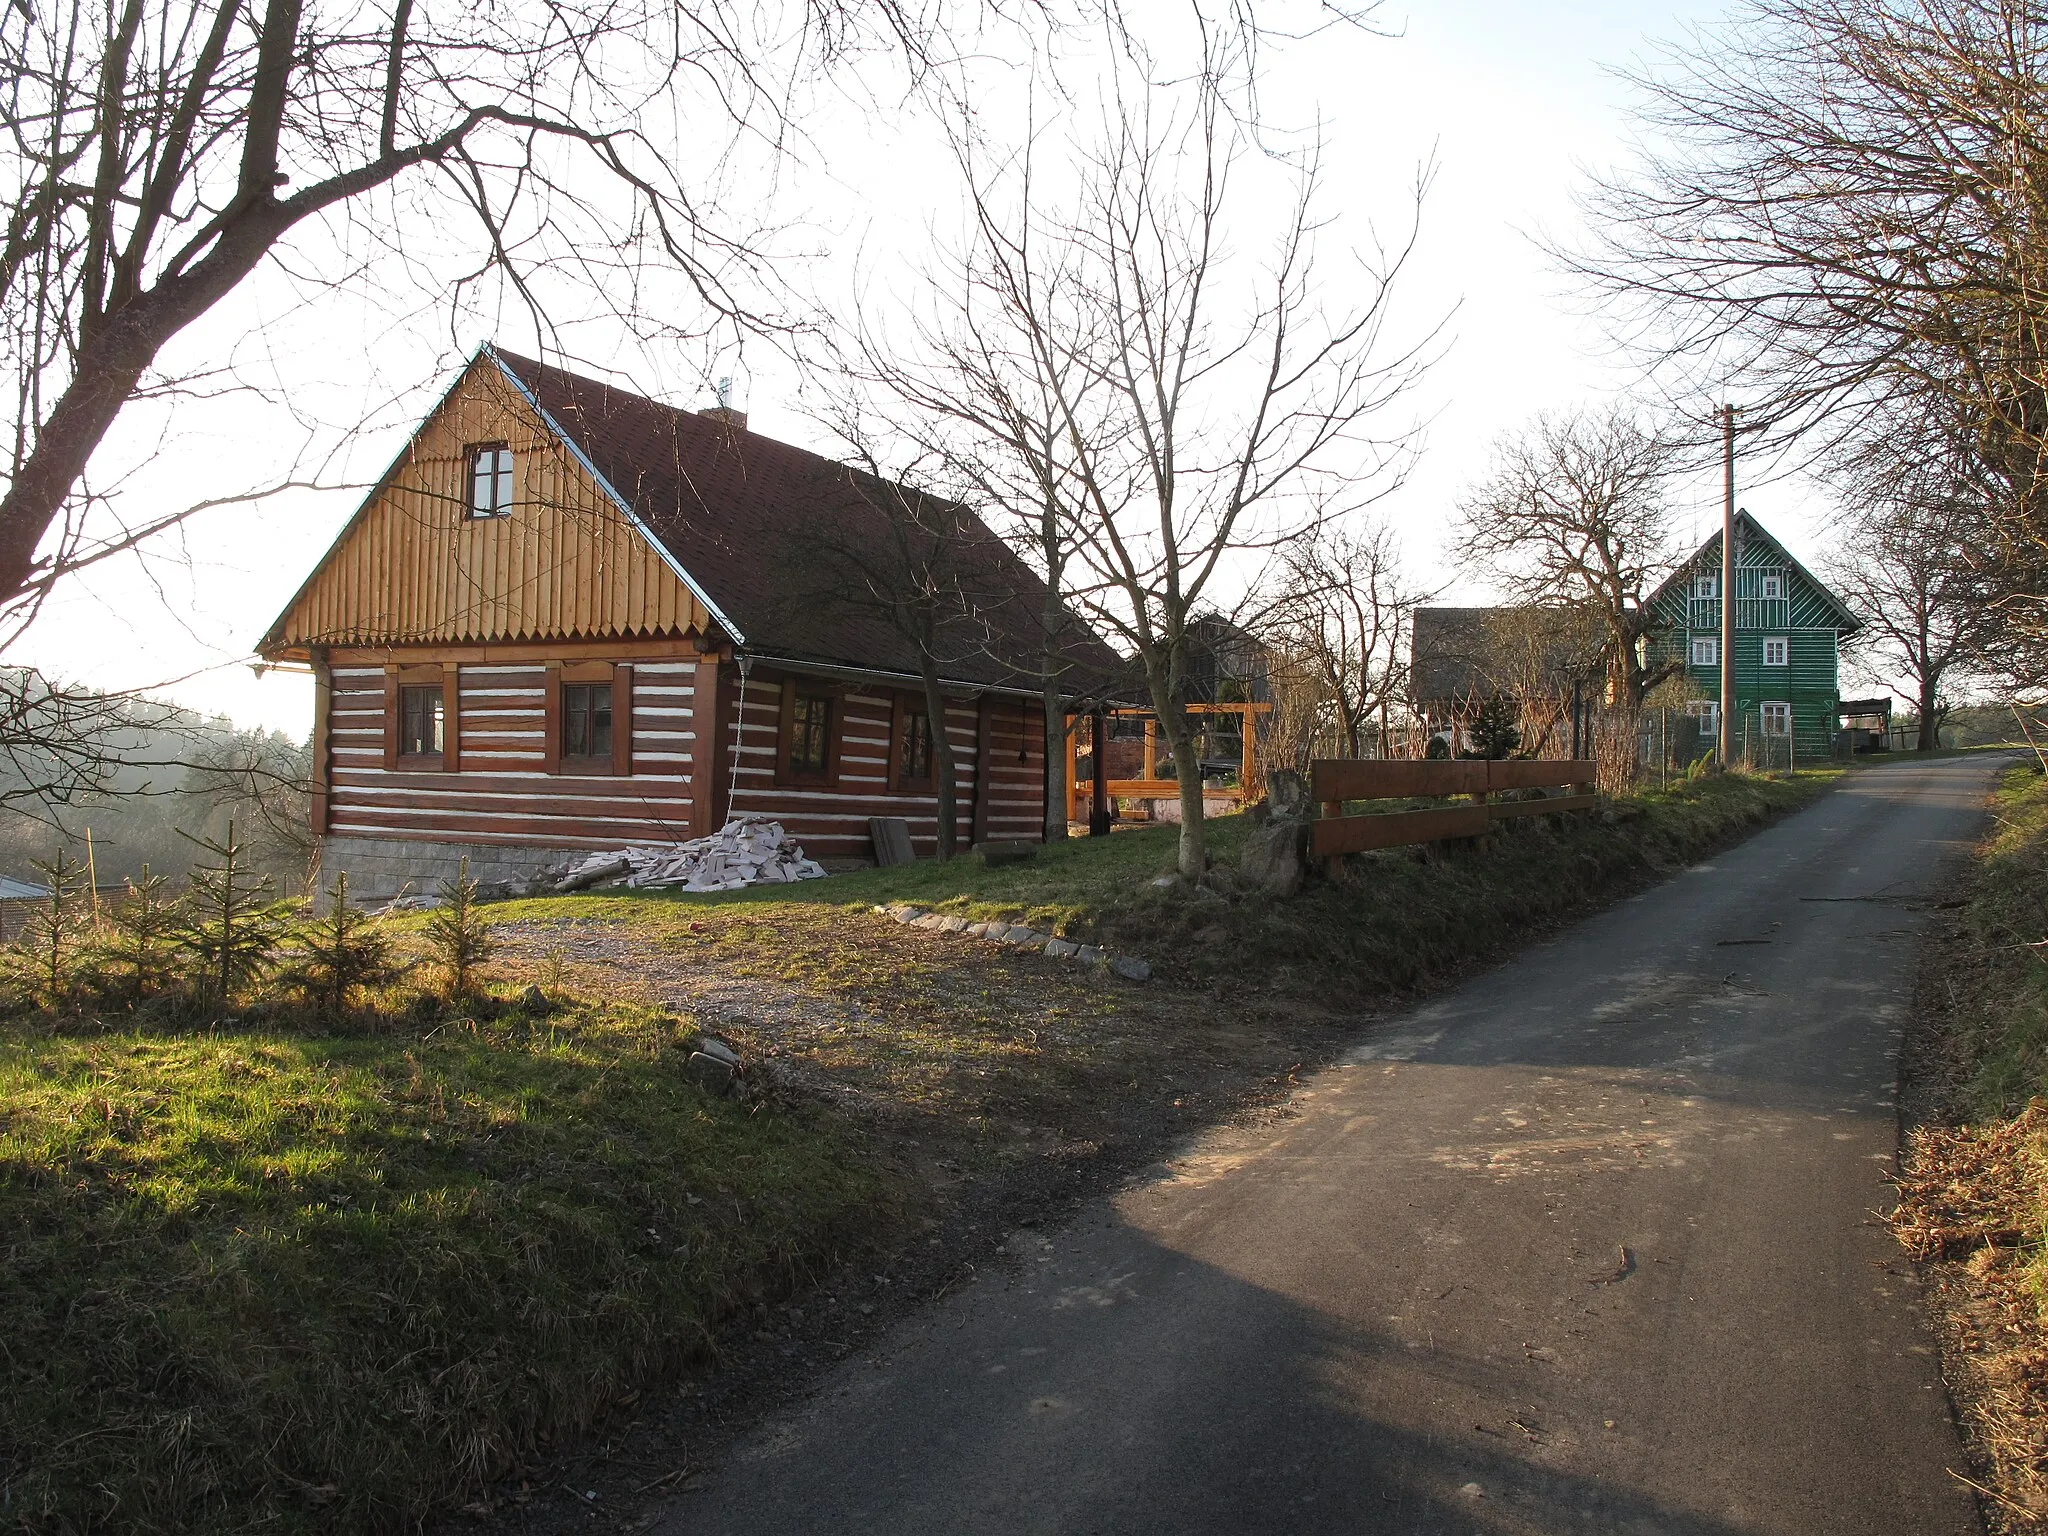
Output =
[
  {"x1": 466, "y1": 443, "x2": 514, "y2": 518},
  {"x1": 1693, "y1": 574, "x2": 1718, "y2": 601},
  {"x1": 1760, "y1": 573, "x2": 1784, "y2": 600}
]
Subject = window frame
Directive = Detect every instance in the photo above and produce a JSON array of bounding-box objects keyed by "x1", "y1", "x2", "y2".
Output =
[
  {"x1": 1762, "y1": 635, "x2": 1789, "y2": 667},
  {"x1": 561, "y1": 681, "x2": 613, "y2": 764},
  {"x1": 543, "y1": 661, "x2": 632, "y2": 776},
  {"x1": 1689, "y1": 634, "x2": 1719, "y2": 668},
  {"x1": 1686, "y1": 699, "x2": 1720, "y2": 734},
  {"x1": 1692, "y1": 573, "x2": 1719, "y2": 601},
  {"x1": 1761, "y1": 700, "x2": 1793, "y2": 738},
  {"x1": 774, "y1": 677, "x2": 840, "y2": 788},
  {"x1": 398, "y1": 684, "x2": 445, "y2": 761},
  {"x1": 383, "y1": 663, "x2": 458, "y2": 771},
  {"x1": 465, "y1": 441, "x2": 515, "y2": 519},
  {"x1": 1759, "y1": 572, "x2": 1785, "y2": 601},
  {"x1": 890, "y1": 693, "x2": 937, "y2": 792}
]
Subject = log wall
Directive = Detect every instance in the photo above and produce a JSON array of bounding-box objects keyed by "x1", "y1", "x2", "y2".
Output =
[
  {"x1": 323, "y1": 653, "x2": 1050, "y2": 861},
  {"x1": 724, "y1": 678, "x2": 1048, "y2": 861}
]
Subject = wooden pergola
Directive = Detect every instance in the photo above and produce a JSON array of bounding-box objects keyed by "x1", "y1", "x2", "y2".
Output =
[{"x1": 1063, "y1": 702, "x2": 1272, "y2": 825}]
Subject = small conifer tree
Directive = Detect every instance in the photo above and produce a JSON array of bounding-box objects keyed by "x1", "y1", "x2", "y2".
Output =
[
  {"x1": 17, "y1": 848, "x2": 87, "y2": 1007},
  {"x1": 178, "y1": 821, "x2": 287, "y2": 1002},
  {"x1": 424, "y1": 858, "x2": 496, "y2": 998},
  {"x1": 293, "y1": 873, "x2": 394, "y2": 1013},
  {"x1": 103, "y1": 867, "x2": 183, "y2": 997}
]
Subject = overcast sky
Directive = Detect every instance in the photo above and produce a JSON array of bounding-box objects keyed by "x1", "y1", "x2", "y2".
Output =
[{"x1": 14, "y1": 0, "x2": 1849, "y2": 740}]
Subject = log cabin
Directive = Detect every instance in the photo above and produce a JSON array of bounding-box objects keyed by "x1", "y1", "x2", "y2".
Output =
[{"x1": 258, "y1": 345, "x2": 1123, "y2": 899}]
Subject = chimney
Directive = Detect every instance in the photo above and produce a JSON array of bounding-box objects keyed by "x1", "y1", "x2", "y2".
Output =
[{"x1": 700, "y1": 375, "x2": 746, "y2": 431}]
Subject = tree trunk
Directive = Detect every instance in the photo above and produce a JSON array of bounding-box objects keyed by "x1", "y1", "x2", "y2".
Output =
[
  {"x1": 919, "y1": 657, "x2": 959, "y2": 858},
  {"x1": 1042, "y1": 680, "x2": 1067, "y2": 843},
  {"x1": 1918, "y1": 674, "x2": 1941, "y2": 752}
]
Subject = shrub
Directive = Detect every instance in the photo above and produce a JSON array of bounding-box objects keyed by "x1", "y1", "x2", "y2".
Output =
[{"x1": 424, "y1": 858, "x2": 496, "y2": 998}]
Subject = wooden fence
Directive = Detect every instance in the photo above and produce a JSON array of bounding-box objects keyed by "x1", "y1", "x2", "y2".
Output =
[{"x1": 1309, "y1": 758, "x2": 1598, "y2": 872}]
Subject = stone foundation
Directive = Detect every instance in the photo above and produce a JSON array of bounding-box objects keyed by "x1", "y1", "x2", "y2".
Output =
[{"x1": 315, "y1": 834, "x2": 588, "y2": 904}]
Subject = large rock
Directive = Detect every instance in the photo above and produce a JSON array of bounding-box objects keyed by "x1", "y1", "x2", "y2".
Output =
[
  {"x1": 1239, "y1": 821, "x2": 1309, "y2": 896},
  {"x1": 1266, "y1": 768, "x2": 1314, "y2": 824}
]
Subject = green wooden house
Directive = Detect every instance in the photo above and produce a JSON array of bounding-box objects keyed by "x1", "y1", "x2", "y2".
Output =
[{"x1": 1642, "y1": 511, "x2": 1860, "y2": 764}]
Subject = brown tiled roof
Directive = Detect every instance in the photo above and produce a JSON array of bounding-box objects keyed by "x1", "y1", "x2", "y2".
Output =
[
  {"x1": 1410, "y1": 606, "x2": 1604, "y2": 707},
  {"x1": 495, "y1": 349, "x2": 1127, "y2": 698}
]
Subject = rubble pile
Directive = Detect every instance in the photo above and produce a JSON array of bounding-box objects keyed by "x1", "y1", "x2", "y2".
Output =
[{"x1": 555, "y1": 816, "x2": 828, "y2": 894}]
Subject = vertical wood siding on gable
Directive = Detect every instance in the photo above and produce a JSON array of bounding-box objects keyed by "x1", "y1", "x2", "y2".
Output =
[
  {"x1": 324, "y1": 660, "x2": 704, "y2": 849},
  {"x1": 271, "y1": 359, "x2": 712, "y2": 649}
]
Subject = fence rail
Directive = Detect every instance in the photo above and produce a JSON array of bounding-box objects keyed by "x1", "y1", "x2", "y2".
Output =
[{"x1": 1309, "y1": 758, "x2": 1598, "y2": 866}]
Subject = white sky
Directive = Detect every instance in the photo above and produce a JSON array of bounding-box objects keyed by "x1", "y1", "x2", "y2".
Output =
[{"x1": 12, "y1": 0, "x2": 1859, "y2": 740}]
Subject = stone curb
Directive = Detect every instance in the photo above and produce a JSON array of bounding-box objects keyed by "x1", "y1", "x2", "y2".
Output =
[{"x1": 876, "y1": 904, "x2": 1150, "y2": 982}]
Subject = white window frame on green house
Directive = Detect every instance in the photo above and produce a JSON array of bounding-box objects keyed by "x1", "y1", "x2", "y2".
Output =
[
  {"x1": 1693, "y1": 574, "x2": 1718, "y2": 599},
  {"x1": 1690, "y1": 634, "x2": 1718, "y2": 667},
  {"x1": 1762, "y1": 636, "x2": 1788, "y2": 666},
  {"x1": 1760, "y1": 573, "x2": 1784, "y2": 600},
  {"x1": 1687, "y1": 699, "x2": 1719, "y2": 733},
  {"x1": 1761, "y1": 700, "x2": 1792, "y2": 737}
]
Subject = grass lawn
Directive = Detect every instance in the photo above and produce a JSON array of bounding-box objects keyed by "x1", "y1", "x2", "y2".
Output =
[
  {"x1": 1, "y1": 764, "x2": 1839, "y2": 1533},
  {"x1": 0, "y1": 994, "x2": 885, "y2": 1533}
]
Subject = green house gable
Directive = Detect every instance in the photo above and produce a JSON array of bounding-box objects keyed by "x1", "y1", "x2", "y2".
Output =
[{"x1": 1642, "y1": 511, "x2": 1860, "y2": 763}]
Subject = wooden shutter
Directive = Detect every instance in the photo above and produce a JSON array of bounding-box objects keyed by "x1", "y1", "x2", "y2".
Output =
[
  {"x1": 611, "y1": 664, "x2": 634, "y2": 777},
  {"x1": 442, "y1": 666, "x2": 460, "y2": 772},
  {"x1": 542, "y1": 663, "x2": 562, "y2": 775},
  {"x1": 381, "y1": 666, "x2": 399, "y2": 770}
]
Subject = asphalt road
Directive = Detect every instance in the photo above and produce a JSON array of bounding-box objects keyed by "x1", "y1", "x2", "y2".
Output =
[{"x1": 662, "y1": 757, "x2": 2001, "y2": 1536}]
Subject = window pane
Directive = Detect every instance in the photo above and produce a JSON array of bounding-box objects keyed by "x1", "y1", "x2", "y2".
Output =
[
  {"x1": 790, "y1": 694, "x2": 829, "y2": 774},
  {"x1": 400, "y1": 685, "x2": 443, "y2": 757},
  {"x1": 492, "y1": 450, "x2": 513, "y2": 513},
  {"x1": 562, "y1": 683, "x2": 612, "y2": 758}
]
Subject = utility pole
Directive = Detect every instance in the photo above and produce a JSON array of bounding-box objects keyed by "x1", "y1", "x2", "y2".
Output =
[{"x1": 1720, "y1": 403, "x2": 1737, "y2": 768}]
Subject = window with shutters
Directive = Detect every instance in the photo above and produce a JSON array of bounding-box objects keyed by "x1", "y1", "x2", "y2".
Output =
[
  {"x1": 466, "y1": 442, "x2": 514, "y2": 518},
  {"x1": 399, "y1": 685, "x2": 444, "y2": 760},
  {"x1": 562, "y1": 683, "x2": 612, "y2": 760}
]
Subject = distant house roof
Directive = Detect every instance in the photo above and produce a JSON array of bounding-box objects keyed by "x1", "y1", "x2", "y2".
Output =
[
  {"x1": 1410, "y1": 606, "x2": 1605, "y2": 708},
  {"x1": 0, "y1": 876, "x2": 49, "y2": 900},
  {"x1": 491, "y1": 350, "x2": 1127, "y2": 698},
  {"x1": 1642, "y1": 510, "x2": 1861, "y2": 632}
]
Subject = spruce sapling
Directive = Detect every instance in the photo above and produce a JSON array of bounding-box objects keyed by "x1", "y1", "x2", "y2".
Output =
[
  {"x1": 18, "y1": 848, "x2": 87, "y2": 1007},
  {"x1": 103, "y1": 867, "x2": 183, "y2": 997},
  {"x1": 178, "y1": 821, "x2": 287, "y2": 1003},
  {"x1": 424, "y1": 858, "x2": 495, "y2": 998},
  {"x1": 293, "y1": 873, "x2": 394, "y2": 1012}
]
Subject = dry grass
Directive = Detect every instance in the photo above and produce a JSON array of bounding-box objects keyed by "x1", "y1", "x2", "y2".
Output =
[{"x1": 1893, "y1": 764, "x2": 2048, "y2": 1529}]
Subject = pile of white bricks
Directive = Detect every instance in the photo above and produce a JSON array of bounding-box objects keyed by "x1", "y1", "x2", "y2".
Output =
[{"x1": 557, "y1": 817, "x2": 828, "y2": 894}]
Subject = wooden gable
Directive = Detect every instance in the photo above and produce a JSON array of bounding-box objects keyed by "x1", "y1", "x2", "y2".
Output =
[
  {"x1": 263, "y1": 353, "x2": 713, "y2": 656},
  {"x1": 1644, "y1": 513, "x2": 1859, "y2": 635}
]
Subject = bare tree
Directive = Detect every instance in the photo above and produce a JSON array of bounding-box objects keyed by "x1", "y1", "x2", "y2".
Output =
[
  {"x1": 1260, "y1": 518, "x2": 1424, "y2": 758},
  {"x1": 1825, "y1": 456, "x2": 1998, "y2": 750},
  {"x1": 0, "y1": 0, "x2": 977, "y2": 638},
  {"x1": 1454, "y1": 405, "x2": 1677, "y2": 712},
  {"x1": 1568, "y1": 0, "x2": 2048, "y2": 660},
  {"x1": 854, "y1": 43, "x2": 1433, "y2": 877}
]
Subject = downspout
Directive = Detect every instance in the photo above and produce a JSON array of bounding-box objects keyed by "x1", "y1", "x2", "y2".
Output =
[{"x1": 726, "y1": 650, "x2": 753, "y2": 828}]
